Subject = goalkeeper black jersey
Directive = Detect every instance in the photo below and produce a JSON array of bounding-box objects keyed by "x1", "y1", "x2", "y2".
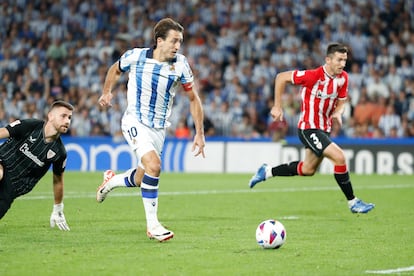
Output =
[{"x1": 0, "y1": 119, "x2": 67, "y2": 197}]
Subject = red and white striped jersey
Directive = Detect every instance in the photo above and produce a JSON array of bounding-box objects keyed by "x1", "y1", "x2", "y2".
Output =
[{"x1": 291, "y1": 66, "x2": 348, "y2": 132}]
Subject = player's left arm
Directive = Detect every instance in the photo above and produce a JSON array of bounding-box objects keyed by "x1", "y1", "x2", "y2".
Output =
[
  {"x1": 185, "y1": 83, "x2": 206, "y2": 158},
  {"x1": 332, "y1": 99, "x2": 347, "y2": 127},
  {"x1": 331, "y1": 73, "x2": 348, "y2": 127},
  {"x1": 52, "y1": 173, "x2": 64, "y2": 205},
  {"x1": 49, "y1": 154, "x2": 70, "y2": 231},
  {"x1": 49, "y1": 172, "x2": 70, "y2": 231},
  {"x1": 181, "y1": 55, "x2": 206, "y2": 157}
]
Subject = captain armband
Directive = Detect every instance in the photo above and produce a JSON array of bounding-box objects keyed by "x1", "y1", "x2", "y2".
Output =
[{"x1": 182, "y1": 82, "x2": 193, "y2": 91}]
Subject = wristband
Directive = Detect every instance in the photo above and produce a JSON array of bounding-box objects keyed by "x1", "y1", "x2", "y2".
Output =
[{"x1": 53, "y1": 203, "x2": 64, "y2": 213}]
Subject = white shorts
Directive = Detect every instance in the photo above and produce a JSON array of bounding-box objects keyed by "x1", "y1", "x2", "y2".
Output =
[{"x1": 121, "y1": 112, "x2": 166, "y2": 162}]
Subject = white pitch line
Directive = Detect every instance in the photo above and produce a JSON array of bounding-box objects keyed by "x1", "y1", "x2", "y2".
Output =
[
  {"x1": 17, "y1": 183, "x2": 414, "y2": 201},
  {"x1": 365, "y1": 265, "x2": 414, "y2": 274},
  {"x1": 279, "y1": 216, "x2": 299, "y2": 220}
]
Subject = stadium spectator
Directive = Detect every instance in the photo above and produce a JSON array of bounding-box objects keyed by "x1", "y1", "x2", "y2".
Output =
[
  {"x1": 175, "y1": 117, "x2": 191, "y2": 139},
  {"x1": 70, "y1": 107, "x2": 92, "y2": 137},
  {"x1": 366, "y1": 69, "x2": 390, "y2": 99},
  {"x1": 378, "y1": 104, "x2": 403, "y2": 137},
  {"x1": 376, "y1": 45, "x2": 394, "y2": 72},
  {"x1": 353, "y1": 91, "x2": 375, "y2": 126},
  {"x1": 406, "y1": 120, "x2": 414, "y2": 137},
  {"x1": 396, "y1": 58, "x2": 414, "y2": 80},
  {"x1": 361, "y1": 52, "x2": 377, "y2": 76},
  {"x1": 407, "y1": 99, "x2": 414, "y2": 122},
  {"x1": 371, "y1": 95, "x2": 388, "y2": 127},
  {"x1": 371, "y1": 126, "x2": 385, "y2": 138},
  {"x1": 268, "y1": 116, "x2": 288, "y2": 142},
  {"x1": 392, "y1": 90, "x2": 410, "y2": 117},
  {"x1": 348, "y1": 27, "x2": 370, "y2": 66},
  {"x1": 232, "y1": 112, "x2": 258, "y2": 139},
  {"x1": 384, "y1": 64, "x2": 404, "y2": 94}
]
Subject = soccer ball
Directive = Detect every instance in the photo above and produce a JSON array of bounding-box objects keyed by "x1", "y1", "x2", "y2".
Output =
[{"x1": 255, "y1": 219, "x2": 286, "y2": 249}]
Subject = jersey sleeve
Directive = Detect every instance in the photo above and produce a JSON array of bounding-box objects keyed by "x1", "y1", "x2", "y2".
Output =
[
  {"x1": 52, "y1": 139, "x2": 67, "y2": 176},
  {"x1": 5, "y1": 119, "x2": 42, "y2": 138},
  {"x1": 119, "y1": 48, "x2": 141, "y2": 72},
  {"x1": 292, "y1": 69, "x2": 317, "y2": 87},
  {"x1": 180, "y1": 55, "x2": 195, "y2": 91},
  {"x1": 52, "y1": 155, "x2": 67, "y2": 175},
  {"x1": 337, "y1": 72, "x2": 348, "y2": 100}
]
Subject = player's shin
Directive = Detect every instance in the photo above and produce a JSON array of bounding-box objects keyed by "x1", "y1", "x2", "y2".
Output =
[
  {"x1": 334, "y1": 164, "x2": 355, "y2": 200},
  {"x1": 140, "y1": 173, "x2": 159, "y2": 228},
  {"x1": 109, "y1": 168, "x2": 139, "y2": 189},
  {"x1": 272, "y1": 161, "x2": 301, "y2": 176}
]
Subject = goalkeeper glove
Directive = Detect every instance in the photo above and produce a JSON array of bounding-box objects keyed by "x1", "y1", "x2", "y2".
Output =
[{"x1": 50, "y1": 203, "x2": 70, "y2": 231}]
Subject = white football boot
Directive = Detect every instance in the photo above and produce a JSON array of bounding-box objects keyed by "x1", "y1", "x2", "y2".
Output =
[
  {"x1": 147, "y1": 224, "x2": 174, "y2": 242},
  {"x1": 96, "y1": 170, "x2": 116, "y2": 203}
]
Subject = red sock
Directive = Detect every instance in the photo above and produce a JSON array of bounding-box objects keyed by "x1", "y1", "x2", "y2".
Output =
[
  {"x1": 297, "y1": 161, "x2": 304, "y2": 176},
  {"x1": 334, "y1": 164, "x2": 348, "y2": 174}
]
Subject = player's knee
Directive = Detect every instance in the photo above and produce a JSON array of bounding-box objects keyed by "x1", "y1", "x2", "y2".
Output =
[
  {"x1": 327, "y1": 144, "x2": 346, "y2": 165},
  {"x1": 145, "y1": 162, "x2": 161, "y2": 176},
  {"x1": 332, "y1": 154, "x2": 346, "y2": 165},
  {"x1": 301, "y1": 166, "x2": 317, "y2": 176},
  {"x1": 302, "y1": 170, "x2": 316, "y2": 176}
]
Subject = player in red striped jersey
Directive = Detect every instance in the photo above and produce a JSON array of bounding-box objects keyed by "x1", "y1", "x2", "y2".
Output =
[{"x1": 249, "y1": 43, "x2": 375, "y2": 213}]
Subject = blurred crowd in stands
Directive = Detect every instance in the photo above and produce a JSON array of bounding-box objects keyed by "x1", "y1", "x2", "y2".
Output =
[{"x1": 1, "y1": 0, "x2": 414, "y2": 141}]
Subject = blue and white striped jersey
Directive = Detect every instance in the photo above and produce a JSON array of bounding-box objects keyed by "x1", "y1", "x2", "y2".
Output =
[{"x1": 119, "y1": 47, "x2": 194, "y2": 129}]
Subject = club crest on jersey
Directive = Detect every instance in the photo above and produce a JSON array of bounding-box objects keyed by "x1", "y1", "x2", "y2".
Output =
[
  {"x1": 47, "y1": 149, "x2": 56, "y2": 159},
  {"x1": 169, "y1": 64, "x2": 175, "y2": 71},
  {"x1": 337, "y1": 76, "x2": 345, "y2": 86}
]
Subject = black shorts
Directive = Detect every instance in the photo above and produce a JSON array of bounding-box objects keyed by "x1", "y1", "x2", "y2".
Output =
[{"x1": 298, "y1": 129, "x2": 332, "y2": 157}]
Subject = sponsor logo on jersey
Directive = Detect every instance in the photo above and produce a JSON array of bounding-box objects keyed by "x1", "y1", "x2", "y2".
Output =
[
  {"x1": 19, "y1": 143, "x2": 45, "y2": 166},
  {"x1": 28, "y1": 136, "x2": 36, "y2": 143}
]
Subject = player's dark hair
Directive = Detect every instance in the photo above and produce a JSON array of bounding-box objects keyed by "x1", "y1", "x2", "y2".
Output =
[
  {"x1": 326, "y1": 43, "x2": 348, "y2": 56},
  {"x1": 50, "y1": 100, "x2": 74, "y2": 112},
  {"x1": 153, "y1": 18, "x2": 184, "y2": 45}
]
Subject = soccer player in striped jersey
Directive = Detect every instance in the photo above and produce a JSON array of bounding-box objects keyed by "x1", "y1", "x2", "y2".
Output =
[
  {"x1": 97, "y1": 18, "x2": 206, "y2": 241},
  {"x1": 249, "y1": 43, "x2": 375, "y2": 214},
  {"x1": 0, "y1": 100, "x2": 73, "y2": 230}
]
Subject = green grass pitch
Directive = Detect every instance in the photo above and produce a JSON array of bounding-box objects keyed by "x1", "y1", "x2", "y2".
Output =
[{"x1": 0, "y1": 172, "x2": 413, "y2": 275}]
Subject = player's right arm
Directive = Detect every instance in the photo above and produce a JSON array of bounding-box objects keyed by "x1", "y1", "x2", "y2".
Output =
[
  {"x1": 1, "y1": 119, "x2": 38, "y2": 139},
  {"x1": 98, "y1": 61, "x2": 123, "y2": 107},
  {"x1": 271, "y1": 71, "x2": 294, "y2": 122},
  {"x1": 0, "y1": 128, "x2": 10, "y2": 139}
]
